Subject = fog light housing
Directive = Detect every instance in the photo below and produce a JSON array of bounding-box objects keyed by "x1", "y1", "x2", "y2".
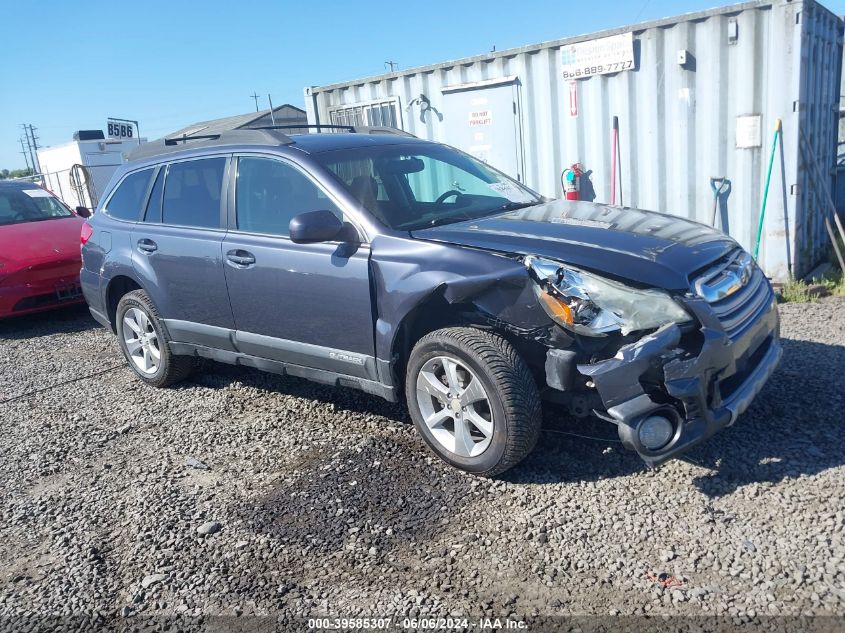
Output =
[{"x1": 638, "y1": 415, "x2": 674, "y2": 451}]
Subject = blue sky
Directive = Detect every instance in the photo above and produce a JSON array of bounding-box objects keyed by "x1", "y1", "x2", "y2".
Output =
[{"x1": 2, "y1": 0, "x2": 843, "y2": 169}]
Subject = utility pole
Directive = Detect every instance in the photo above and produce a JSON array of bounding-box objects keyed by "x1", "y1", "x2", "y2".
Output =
[
  {"x1": 384, "y1": 61, "x2": 398, "y2": 72},
  {"x1": 26, "y1": 124, "x2": 41, "y2": 174},
  {"x1": 20, "y1": 124, "x2": 40, "y2": 174},
  {"x1": 20, "y1": 125, "x2": 36, "y2": 175},
  {"x1": 18, "y1": 137, "x2": 32, "y2": 173},
  {"x1": 250, "y1": 92, "x2": 260, "y2": 112}
]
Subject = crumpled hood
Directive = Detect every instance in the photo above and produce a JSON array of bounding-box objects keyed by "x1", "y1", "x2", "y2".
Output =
[
  {"x1": 0, "y1": 216, "x2": 84, "y2": 275},
  {"x1": 410, "y1": 199, "x2": 738, "y2": 290}
]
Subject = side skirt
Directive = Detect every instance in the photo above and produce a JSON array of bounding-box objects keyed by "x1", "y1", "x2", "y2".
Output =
[{"x1": 168, "y1": 341, "x2": 398, "y2": 402}]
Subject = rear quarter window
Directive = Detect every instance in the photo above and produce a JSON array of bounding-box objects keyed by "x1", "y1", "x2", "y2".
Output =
[{"x1": 105, "y1": 169, "x2": 154, "y2": 221}]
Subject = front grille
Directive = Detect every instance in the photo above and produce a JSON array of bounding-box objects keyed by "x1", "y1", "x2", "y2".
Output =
[{"x1": 693, "y1": 250, "x2": 774, "y2": 340}]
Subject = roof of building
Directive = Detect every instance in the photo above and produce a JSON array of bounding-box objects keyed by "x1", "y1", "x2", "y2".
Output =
[{"x1": 166, "y1": 104, "x2": 306, "y2": 139}]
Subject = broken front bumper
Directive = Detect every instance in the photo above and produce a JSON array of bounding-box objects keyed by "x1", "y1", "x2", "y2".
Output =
[{"x1": 577, "y1": 294, "x2": 781, "y2": 466}]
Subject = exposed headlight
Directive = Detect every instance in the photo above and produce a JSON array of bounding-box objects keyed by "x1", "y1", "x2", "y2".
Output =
[{"x1": 525, "y1": 256, "x2": 692, "y2": 336}]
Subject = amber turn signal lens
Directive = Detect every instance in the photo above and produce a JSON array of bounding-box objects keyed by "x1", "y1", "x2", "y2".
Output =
[{"x1": 537, "y1": 290, "x2": 574, "y2": 325}]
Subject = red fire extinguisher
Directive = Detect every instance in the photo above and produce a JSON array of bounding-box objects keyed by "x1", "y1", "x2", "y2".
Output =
[{"x1": 562, "y1": 163, "x2": 582, "y2": 201}]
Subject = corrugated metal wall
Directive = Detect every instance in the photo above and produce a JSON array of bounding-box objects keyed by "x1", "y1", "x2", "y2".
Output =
[{"x1": 305, "y1": 0, "x2": 842, "y2": 281}]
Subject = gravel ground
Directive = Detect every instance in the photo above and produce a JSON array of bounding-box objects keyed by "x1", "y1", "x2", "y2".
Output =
[{"x1": 0, "y1": 299, "x2": 843, "y2": 631}]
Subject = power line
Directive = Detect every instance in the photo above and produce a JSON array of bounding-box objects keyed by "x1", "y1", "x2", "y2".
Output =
[{"x1": 633, "y1": 0, "x2": 652, "y2": 22}]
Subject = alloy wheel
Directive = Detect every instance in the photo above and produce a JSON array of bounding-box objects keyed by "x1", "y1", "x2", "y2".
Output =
[
  {"x1": 121, "y1": 307, "x2": 161, "y2": 375},
  {"x1": 415, "y1": 355, "x2": 494, "y2": 458}
]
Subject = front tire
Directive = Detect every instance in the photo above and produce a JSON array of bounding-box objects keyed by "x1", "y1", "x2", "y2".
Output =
[
  {"x1": 116, "y1": 290, "x2": 194, "y2": 388},
  {"x1": 405, "y1": 327, "x2": 542, "y2": 477}
]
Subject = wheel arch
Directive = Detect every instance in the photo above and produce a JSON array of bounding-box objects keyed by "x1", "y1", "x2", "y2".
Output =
[
  {"x1": 388, "y1": 292, "x2": 545, "y2": 393},
  {"x1": 105, "y1": 274, "x2": 144, "y2": 332}
]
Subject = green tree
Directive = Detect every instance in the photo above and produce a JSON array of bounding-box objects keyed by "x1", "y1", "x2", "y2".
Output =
[{"x1": 0, "y1": 168, "x2": 33, "y2": 179}]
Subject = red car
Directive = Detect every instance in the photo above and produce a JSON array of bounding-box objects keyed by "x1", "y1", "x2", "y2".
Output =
[{"x1": 0, "y1": 181, "x2": 88, "y2": 318}]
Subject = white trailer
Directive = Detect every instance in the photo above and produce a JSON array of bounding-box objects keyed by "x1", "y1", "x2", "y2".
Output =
[{"x1": 36, "y1": 138, "x2": 143, "y2": 210}]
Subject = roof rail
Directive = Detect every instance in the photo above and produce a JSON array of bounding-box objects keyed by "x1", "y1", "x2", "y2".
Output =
[
  {"x1": 352, "y1": 126, "x2": 417, "y2": 138},
  {"x1": 125, "y1": 128, "x2": 294, "y2": 162},
  {"x1": 254, "y1": 124, "x2": 416, "y2": 138},
  {"x1": 254, "y1": 124, "x2": 354, "y2": 132},
  {"x1": 164, "y1": 133, "x2": 222, "y2": 145}
]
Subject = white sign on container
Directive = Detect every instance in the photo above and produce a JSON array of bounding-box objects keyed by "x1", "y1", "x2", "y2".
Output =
[
  {"x1": 106, "y1": 118, "x2": 138, "y2": 140},
  {"x1": 561, "y1": 32, "x2": 635, "y2": 80},
  {"x1": 735, "y1": 115, "x2": 762, "y2": 148}
]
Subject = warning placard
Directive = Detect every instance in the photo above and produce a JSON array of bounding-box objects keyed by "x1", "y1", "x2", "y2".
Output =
[{"x1": 468, "y1": 110, "x2": 493, "y2": 126}]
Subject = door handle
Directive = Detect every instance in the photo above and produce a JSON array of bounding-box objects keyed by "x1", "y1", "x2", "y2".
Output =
[
  {"x1": 226, "y1": 249, "x2": 256, "y2": 267},
  {"x1": 137, "y1": 238, "x2": 158, "y2": 254}
]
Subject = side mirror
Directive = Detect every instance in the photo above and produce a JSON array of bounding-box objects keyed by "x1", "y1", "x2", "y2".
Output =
[
  {"x1": 75, "y1": 206, "x2": 92, "y2": 218},
  {"x1": 289, "y1": 210, "x2": 344, "y2": 244}
]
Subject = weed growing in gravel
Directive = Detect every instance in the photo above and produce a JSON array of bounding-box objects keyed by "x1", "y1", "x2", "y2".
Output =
[{"x1": 777, "y1": 272, "x2": 845, "y2": 303}]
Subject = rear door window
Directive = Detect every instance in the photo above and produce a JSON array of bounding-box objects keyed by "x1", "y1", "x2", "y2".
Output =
[
  {"x1": 105, "y1": 169, "x2": 154, "y2": 221},
  {"x1": 162, "y1": 158, "x2": 226, "y2": 229}
]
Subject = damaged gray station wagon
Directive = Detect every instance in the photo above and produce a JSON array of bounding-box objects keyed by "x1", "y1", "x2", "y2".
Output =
[{"x1": 81, "y1": 127, "x2": 781, "y2": 476}]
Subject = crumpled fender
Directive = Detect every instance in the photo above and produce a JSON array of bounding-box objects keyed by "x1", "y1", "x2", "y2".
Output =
[{"x1": 369, "y1": 234, "x2": 550, "y2": 375}]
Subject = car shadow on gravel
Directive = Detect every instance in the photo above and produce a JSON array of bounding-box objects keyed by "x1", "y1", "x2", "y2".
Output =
[
  {"x1": 192, "y1": 362, "x2": 409, "y2": 424},
  {"x1": 0, "y1": 304, "x2": 98, "y2": 339},
  {"x1": 235, "y1": 434, "x2": 474, "y2": 559},
  {"x1": 688, "y1": 338, "x2": 845, "y2": 497},
  {"x1": 502, "y1": 406, "x2": 647, "y2": 485}
]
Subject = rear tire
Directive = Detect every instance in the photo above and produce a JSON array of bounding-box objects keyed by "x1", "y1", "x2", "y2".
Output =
[
  {"x1": 116, "y1": 290, "x2": 194, "y2": 388},
  {"x1": 405, "y1": 327, "x2": 542, "y2": 477}
]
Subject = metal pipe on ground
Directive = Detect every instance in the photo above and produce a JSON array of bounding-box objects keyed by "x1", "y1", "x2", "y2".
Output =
[{"x1": 799, "y1": 130, "x2": 845, "y2": 274}]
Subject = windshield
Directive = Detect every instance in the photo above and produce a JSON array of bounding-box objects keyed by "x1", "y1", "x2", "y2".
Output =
[
  {"x1": 316, "y1": 144, "x2": 542, "y2": 230},
  {"x1": 0, "y1": 187, "x2": 73, "y2": 226}
]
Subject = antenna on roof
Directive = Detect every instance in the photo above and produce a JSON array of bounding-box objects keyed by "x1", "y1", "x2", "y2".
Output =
[
  {"x1": 250, "y1": 92, "x2": 260, "y2": 112},
  {"x1": 385, "y1": 61, "x2": 398, "y2": 72}
]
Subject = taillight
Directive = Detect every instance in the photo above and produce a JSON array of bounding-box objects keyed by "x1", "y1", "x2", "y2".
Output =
[{"x1": 81, "y1": 223, "x2": 94, "y2": 246}]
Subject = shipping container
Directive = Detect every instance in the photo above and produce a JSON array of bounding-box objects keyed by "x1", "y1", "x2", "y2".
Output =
[{"x1": 305, "y1": 0, "x2": 843, "y2": 281}]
